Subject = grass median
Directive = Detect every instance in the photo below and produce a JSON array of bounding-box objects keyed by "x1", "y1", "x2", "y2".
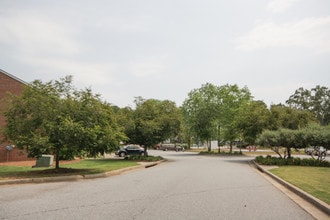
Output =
[
  {"x1": 0, "y1": 159, "x2": 139, "y2": 179},
  {"x1": 269, "y1": 166, "x2": 330, "y2": 204}
]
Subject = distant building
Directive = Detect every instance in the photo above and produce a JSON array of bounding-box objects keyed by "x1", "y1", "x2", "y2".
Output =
[{"x1": 0, "y1": 69, "x2": 31, "y2": 162}]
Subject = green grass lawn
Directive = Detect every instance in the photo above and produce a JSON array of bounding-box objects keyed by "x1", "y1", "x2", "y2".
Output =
[
  {"x1": 0, "y1": 159, "x2": 139, "y2": 179},
  {"x1": 270, "y1": 166, "x2": 330, "y2": 204}
]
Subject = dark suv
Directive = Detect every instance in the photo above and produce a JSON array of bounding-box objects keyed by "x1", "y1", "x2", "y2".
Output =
[{"x1": 115, "y1": 145, "x2": 145, "y2": 157}]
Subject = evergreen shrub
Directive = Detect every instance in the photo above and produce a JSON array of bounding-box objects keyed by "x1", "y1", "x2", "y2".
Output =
[{"x1": 255, "y1": 155, "x2": 330, "y2": 167}]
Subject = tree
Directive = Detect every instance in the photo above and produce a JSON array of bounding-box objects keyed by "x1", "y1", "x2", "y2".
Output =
[
  {"x1": 257, "y1": 128, "x2": 296, "y2": 158},
  {"x1": 297, "y1": 124, "x2": 330, "y2": 149},
  {"x1": 257, "y1": 124, "x2": 330, "y2": 159},
  {"x1": 234, "y1": 100, "x2": 270, "y2": 145},
  {"x1": 217, "y1": 84, "x2": 252, "y2": 153},
  {"x1": 129, "y1": 98, "x2": 181, "y2": 155},
  {"x1": 182, "y1": 83, "x2": 221, "y2": 151},
  {"x1": 268, "y1": 104, "x2": 317, "y2": 130},
  {"x1": 182, "y1": 83, "x2": 252, "y2": 152},
  {"x1": 114, "y1": 106, "x2": 135, "y2": 142},
  {"x1": 286, "y1": 86, "x2": 330, "y2": 125},
  {"x1": 3, "y1": 76, "x2": 125, "y2": 169},
  {"x1": 66, "y1": 89, "x2": 126, "y2": 158}
]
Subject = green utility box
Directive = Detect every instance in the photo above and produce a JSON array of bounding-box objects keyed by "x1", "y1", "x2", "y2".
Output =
[{"x1": 33, "y1": 155, "x2": 54, "y2": 168}]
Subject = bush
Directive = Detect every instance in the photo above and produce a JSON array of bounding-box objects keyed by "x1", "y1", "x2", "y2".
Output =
[
  {"x1": 199, "y1": 151, "x2": 243, "y2": 155},
  {"x1": 255, "y1": 155, "x2": 330, "y2": 167},
  {"x1": 125, "y1": 155, "x2": 164, "y2": 162}
]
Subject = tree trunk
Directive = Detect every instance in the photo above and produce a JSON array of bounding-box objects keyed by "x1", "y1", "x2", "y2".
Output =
[
  {"x1": 144, "y1": 146, "x2": 148, "y2": 156},
  {"x1": 55, "y1": 147, "x2": 60, "y2": 169},
  {"x1": 287, "y1": 147, "x2": 292, "y2": 159},
  {"x1": 207, "y1": 140, "x2": 211, "y2": 152},
  {"x1": 272, "y1": 147, "x2": 283, "y2": 158},
  {"x1": 229, "y1": 141, "x2": 233, "y2": 154}
]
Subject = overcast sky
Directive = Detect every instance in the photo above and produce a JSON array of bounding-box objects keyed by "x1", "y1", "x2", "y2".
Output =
[{"x1": 1, "y1": 0, "x2": 329, "y2": 107}]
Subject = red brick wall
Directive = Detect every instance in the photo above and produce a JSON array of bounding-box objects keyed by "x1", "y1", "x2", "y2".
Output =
[
  {"x1": 0, "y1": 71, "x2": 30, "y2": 161},
  {"x1": 0, "y1": 147, "x2": 31, "y2": 162}
]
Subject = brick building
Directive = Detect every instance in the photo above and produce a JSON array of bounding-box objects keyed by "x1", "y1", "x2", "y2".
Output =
[{"x1": 0, "y1": 69, "x2": 31, "y2": 162}]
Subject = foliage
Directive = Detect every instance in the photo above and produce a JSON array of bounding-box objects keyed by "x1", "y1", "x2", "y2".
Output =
[
  {"x1": 286, "y1": 85, "x2": 330, "y2": 125},
  {"x1": 217, "y1": 84, "x2": 252, "y2": 153},
  {"x1": 297, "y1": 124, "x2": 330, "y2": 148},
  {"x1": 255, "y1": 155, "x2": 330, "y2": 167},
  {"x1": 234, "y1": 100, "x2": 270, "y2": 145},
  {"x1": 3, "y1": 76, "x2": 126, "y2": 169},
  {"x1": 199, "y1": 151, "x2": 243, "y2": 155},
  {"x1": 182, "y1": 83, "x2": 220, "y2": 148},
  {"x1": 125, "y1": 155, "x2": 164, "y2": 162},
  {"x1": 114, "y1": 106, "x2": 135, "y2": 142},
  {"x1": 128, "y1": 97, "x2": 181, "y2": 154},
  {"x1": 231, "y1": 92, "x2": 319, "y2": 147},
  {"x1": 257, "y1": 124, "x2": 330, "y2": 158},
  {"x1": 182, "y1": 83, "x2": 252, "y2": 152},
  {"x1": 268, "y1": 104, "x2": 317, "y2": 130}
]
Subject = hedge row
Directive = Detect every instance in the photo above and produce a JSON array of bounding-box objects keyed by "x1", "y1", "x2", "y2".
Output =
[
  {"x1": 125, "y1": 155, "x2": 164, "y2": 162},
  {"x1": 199, "y1": 151, "x2": 243, "y2": 155},
  {"x1": 255, "y1": 155, "x2": 330, "y2": 167}
]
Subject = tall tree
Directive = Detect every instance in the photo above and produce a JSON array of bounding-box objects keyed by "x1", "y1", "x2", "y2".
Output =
[
  {"x1": 182, "y1": 83, "x2": 220, "y2": 151},
  {"x1": 286, "y1": 86, "x2": 330, "y2": 125},
  {"x1": 4, "y1": 76, "x2": 125, "y2": 168},
  {"x1": 234, "y1": 100, "x2": 270, "y2": 145},
  {"x1": 217, "y1": 84, "x2": 252, "y2": 152},
  {"x1": 269, "y1": 104, "x2": 317, "y2": 130},
  {"x1": 114, "y1": 106, "x2": 135, "y2": 142},
  {"x1": 182, "y1": 83, "x2": 252, "y2": 152},
  {"x1": 130, "y1": 98, "x2": 181, "y2": 154}
]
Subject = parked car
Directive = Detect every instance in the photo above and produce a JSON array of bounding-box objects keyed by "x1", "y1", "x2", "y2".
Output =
[
  {"x1": 158, "y1": 144, "x2": 185, "y2": 152},
  {"x1": 115, "y1": 145, "x2": 146, "y2": 157}
]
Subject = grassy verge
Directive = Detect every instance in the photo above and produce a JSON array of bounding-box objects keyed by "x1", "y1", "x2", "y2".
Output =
[
  {"x1": 0, "y1": 159, "x2": 139, "y2": 179},
  {"x1": 269, "y1": 166, "x2": 330, "y2": 204}
]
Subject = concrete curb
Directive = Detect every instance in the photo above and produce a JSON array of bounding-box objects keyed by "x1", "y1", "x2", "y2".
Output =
[
  {"x1": 0, "y1": 160, "x2": 165, "y2": 186},
  {"x1": 251, "y1": 160, "x2": 330, "y2": 216}
]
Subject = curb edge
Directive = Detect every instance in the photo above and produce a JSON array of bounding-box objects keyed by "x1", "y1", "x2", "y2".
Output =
[{"x1": 251, "y1": 160, "x2": 330, "y2": 216}]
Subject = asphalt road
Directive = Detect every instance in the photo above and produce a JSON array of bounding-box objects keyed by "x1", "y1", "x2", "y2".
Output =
[{"x1": 0, "y1": 150, "x2": 314, "y2": 220}]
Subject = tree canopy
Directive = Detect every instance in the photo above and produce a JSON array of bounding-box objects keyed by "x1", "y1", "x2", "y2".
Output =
[
  {"x1": 257, "y1": 124, "x2": 330, "y2": 159},
  {"x1": 3, "y1": 76, "x2": 125, "y2": 168},
  {"x1": 182, "y1": 83, "x2": 220, "y2": 147},
  {"x1": 3, "y1": 73, "x2": 328, "y2": 163},
  {"x1": 286, "y1": 85, "x2": 330, "y2": 125},
  {"x1": 182, "y1": 83, "x2": 252, "y2": 152},
  {"x1": 127, "y1": 97, "x2": 181, "y2": 154},
  {"x1": 268, "y1": 104, "x2": 317, "y2": 130},
  {"x1": 234, "y1": 100, "x2": 270, "y2": 145}
]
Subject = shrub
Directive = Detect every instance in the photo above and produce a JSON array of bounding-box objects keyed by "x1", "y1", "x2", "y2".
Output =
[
  {"x1": 255, "y1": 155, "x2": 330, "y2": 167},
  {"x1": 125, "y1": 155, "x2": 163, "y2": 162},
  {"x1": 199, "y1": 151, "x2": 243, "y2": 155}
]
